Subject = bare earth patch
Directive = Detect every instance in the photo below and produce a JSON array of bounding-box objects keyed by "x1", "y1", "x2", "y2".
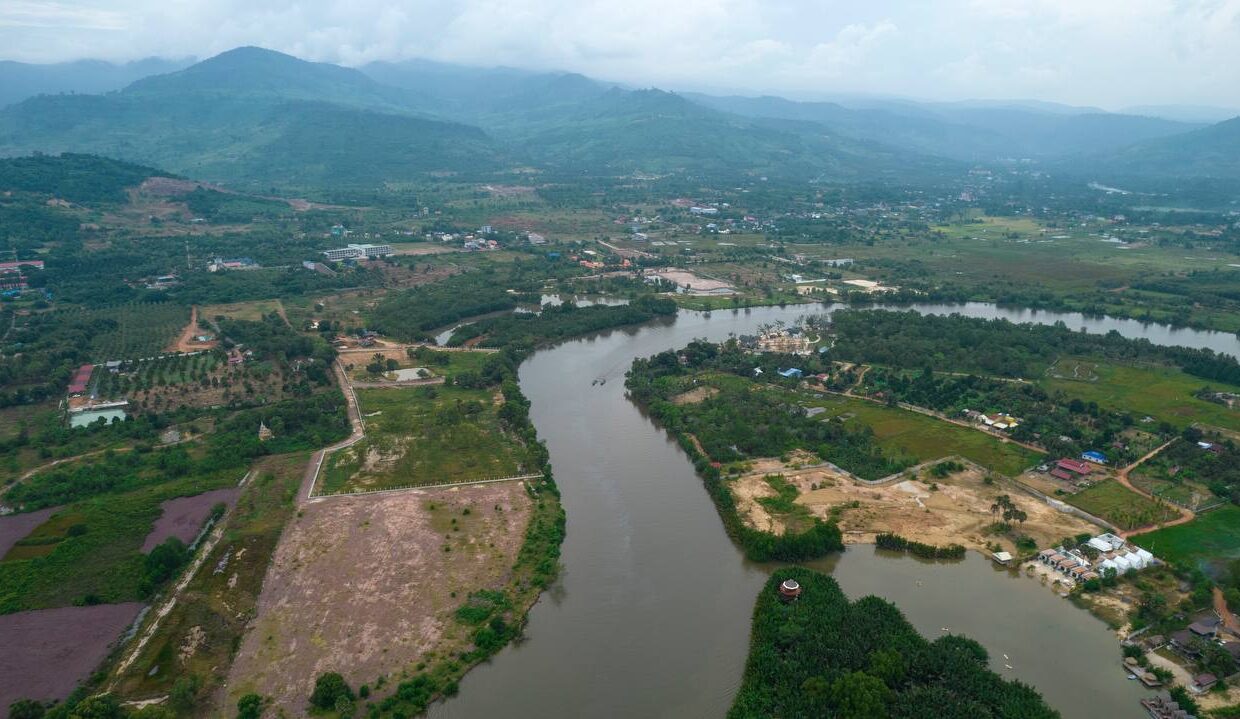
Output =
[
  {"x1": 731, "y1": 457, "x2": 1096, "y2": 553},
  {"x1": 225, "y1": 481, "x2": 532, "y2": 715},
  {"x1": 0, "y1": 603, "x2": 144, "y2": 709},
  {"x1": 671, "y1": 386, "x2": 719, "y2": 405},
  {"x1": 141, "y1": 487, "x2": 240, "y2": 552},
  {"x1": 0, "y1": 506, "x2": 59, "y2": 557}
]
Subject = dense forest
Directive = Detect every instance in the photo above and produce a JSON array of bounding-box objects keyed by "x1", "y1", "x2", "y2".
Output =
[
  {"x1": 728, "y1": 568, "x2": 1058, "y2": 719},
  {"x1": 0, "y1": 153, "x2": 168, "y2": 204},
  {"x1": 829, "y1": 309, "x2": 1240, "y2": 385},
  {"x1": 628, "y1": 340, "x2": 908, "y2": 480},
  {"x1": 448, "y1": 295, "x2": 677, "y2": 349}
]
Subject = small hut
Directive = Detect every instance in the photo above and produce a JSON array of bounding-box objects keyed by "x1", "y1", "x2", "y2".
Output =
[
  {"x1": 778, "y1": 579, "x2": 802, "y2": 602},
  {"x1": 258, "y1": 421, "x2": 274, "y2": 442}
]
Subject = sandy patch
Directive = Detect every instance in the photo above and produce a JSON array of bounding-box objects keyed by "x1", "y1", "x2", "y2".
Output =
[
  {"x1": 225, "y1": 481, "x2": 532, "y2": 715},
  {"x1": 730, "y1": 457, "x2": 1096, "y2": 552},
  {"x1": 671, "y1": 386, "x2": 718, "y2": 405}
]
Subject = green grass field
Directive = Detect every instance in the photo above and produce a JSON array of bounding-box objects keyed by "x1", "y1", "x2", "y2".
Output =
[
  {"x1": 805, "y1": 395, "x2": 1041, "y2": 476},
  {"x1": 320, "y1": 384, "x2": 531, "y2": 493},
  {"x1": 1131, "y1": 505, "x2": 1240, "y2": 574},
  {"x1": 1041, "y1": 360, "x2": 1240, "y2": 432},
  {"x1": 1065, "y1": 480, "x2": 1181, "y2": 531}
]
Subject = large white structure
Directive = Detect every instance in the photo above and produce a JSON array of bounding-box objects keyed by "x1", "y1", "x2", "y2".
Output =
[{"x1": 322, "y1": 243, "x2": 395, "y2": 261}]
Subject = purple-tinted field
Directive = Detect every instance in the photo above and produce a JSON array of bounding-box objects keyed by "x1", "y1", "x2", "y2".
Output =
[
  {"x1": 0, "y1": 507, "x2": 59, "y2": 558},
  {"x1": 0, "y1": 602, "x2": 144, "y2": 710},
  {"x1": 141, "y1": 488, "x2": 239, "y2": 552}
]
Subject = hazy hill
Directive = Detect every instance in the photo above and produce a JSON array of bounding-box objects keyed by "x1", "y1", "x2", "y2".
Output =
[
  {"x1": 507, "y1": 88, "x2": 956, "y2": 180},
  {"x1": 126, "y1": 46, "x2": 420, "y2": 112},
  {"x1": 0, "y1": 48, "x2": 501, "y2": 188},
  {"x1": 360, "y1": 59, "x2": 609, "y2": 120},
  {"x1": 688, "y1": 93, "x2": 1199, "y2": 161},
  {"x1": 0, "y1": 57, "x2": 193, "y2": 109},
  {"x1": 1083, "y1": 116, "x2": 1240, "y2": 181}
]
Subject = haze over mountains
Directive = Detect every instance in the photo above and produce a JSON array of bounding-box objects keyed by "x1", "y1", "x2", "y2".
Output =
[{"x1": 0, "y1": 46, "x2": 1237, "y2": 189}]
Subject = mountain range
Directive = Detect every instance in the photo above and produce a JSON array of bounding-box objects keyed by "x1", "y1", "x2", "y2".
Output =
[{"x1": 0, "y1": 47, "x2": 1237, "y2": 188}]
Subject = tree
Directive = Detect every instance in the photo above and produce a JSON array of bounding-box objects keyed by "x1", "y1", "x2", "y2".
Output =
[
  {"x1": 830, "y1": 671, "x2": 890, "y2": 719},
  {"x1": 235, "y1": 694, "x2": 264, "y2": 719},
  {"x1": 309, "y1": 672, "x2": 354, "y2": 711},
  {"x1": 67, "y1": 695, "x2": 125, "y2": 719},
  {"x1": 8, "y1": 700, "x2": 45, "y2": 719},
  {"x1": 169, "y1": 674, "x2": 199, "y2": 712}
]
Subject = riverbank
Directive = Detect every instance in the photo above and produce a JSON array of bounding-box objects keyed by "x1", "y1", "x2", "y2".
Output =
[{"x1": 430, "y1": 303, "x2": 1176, "y2": 719}]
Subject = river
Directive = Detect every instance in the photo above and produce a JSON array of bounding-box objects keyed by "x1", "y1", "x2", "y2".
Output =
[{"x1": 430, "y1": 303, "x2": 1237, "y2": 719}]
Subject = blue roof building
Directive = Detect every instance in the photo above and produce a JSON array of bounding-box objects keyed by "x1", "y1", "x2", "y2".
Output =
[
  {"x1": 1081, "y1": 450, "x2": 1108, "y2": 464},
  {"x1": 778, "y1": 368, "x2": 803, "y2": 379}
]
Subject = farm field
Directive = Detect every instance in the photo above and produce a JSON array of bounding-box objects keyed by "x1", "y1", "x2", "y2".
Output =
[
  {"x1": 1064, "y1": 479, "x2": 1181, "y2": 531},
  {"x1": 345, "y1": 346, "x2": 493, "y2": 383},
  {"x1": 1041, "y1": 360, "x2": 1240, "y2": 432},
  {"x1": 319, "y1": 384, "x2": 531, "y2": 494},
  {"x1": 224, "y1": 481, "x2": 534, "y2": 716},
  {"x1": 806, "y1": 394, "x2": 1041, "y2": 476},
  {"x1": 0, "y1": 602, "x2": 145, "y2": 711},
  {"x1": 111, "y1": 453, "x2": 309, "y2": 705},
  {"x1": 201, "y1": 298, "x2": 286, "y2": 322},
  {"x1": 1131, "y1": 506, "x2": 1240, "y2": 575},
  {"x1": 0, "y1": 456, "x2": 242, "y2": 612},
  {"x1": 45, "y1": 303, "x2": 190, "y2": 362}
]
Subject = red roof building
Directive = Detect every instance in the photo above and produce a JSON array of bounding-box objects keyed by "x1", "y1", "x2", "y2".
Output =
[
  {"x1": 1056, "y1": 458, "x2": 1091, "y2": 475},
  {"x1": 1050, "y1": 467, "x2": 1075, "y2": 482},
  {"x1": 68, "y1": 364, "x2": 94, "y2": 395},
  {"x1": 0, "y1": 259, "x2": 44, "y2": 271}
]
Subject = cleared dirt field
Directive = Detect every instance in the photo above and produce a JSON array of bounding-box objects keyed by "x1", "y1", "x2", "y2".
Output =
[
  {"x1": 166, "y1": 306, "x2": 219, "y2": 353},
  {"x1": 0, "y1": 506, "x2": 58, "y2": 557},
  {"x1": 731, "y1": 454, "x2": 1096, "y2": 553},
  {"x1": 140, "y1": 487, "x2": 240, "y2": 552},
  {"x1": 0, "y1": 602, "x2": 144, "y2": 709},
  {"x1": 225, "y1": 481, "x2": 532, "y2": 715}
]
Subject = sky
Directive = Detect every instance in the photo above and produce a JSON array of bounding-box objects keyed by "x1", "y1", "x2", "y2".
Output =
[{"x1": 2, "y1": 0, "x2": 1239, "y2": 109}]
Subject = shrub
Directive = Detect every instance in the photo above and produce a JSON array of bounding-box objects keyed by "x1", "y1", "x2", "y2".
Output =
[{"x1": 310, "y1": 672, "x2": 354, "y2": 711}]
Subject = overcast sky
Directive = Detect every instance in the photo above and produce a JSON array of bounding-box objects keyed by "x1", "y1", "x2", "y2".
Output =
[{"x1": 2, "y1": 0, "x2": 1239, "y2": 109}]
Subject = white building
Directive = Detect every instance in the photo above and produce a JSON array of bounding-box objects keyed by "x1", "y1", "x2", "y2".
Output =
[{"x1": 322, "y1": 243, "x2": 395, "y2": 261}]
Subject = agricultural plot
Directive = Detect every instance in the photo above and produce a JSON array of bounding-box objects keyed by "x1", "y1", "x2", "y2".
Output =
[
  {"x1": 96, "y1": 351, "x2": 297, "y2": 414},
  {"x1": 1041, "y1": 360, "x2": 1240, "y2": 431},
  {"x1": 111, "y1": 453, "x2": 309, "y2": 705},
  {"x1": 0, "y1": 456, "x2": 241, "y2": 612},
  {"x1": 1064, "y1": 479, "x2": 1181, "y2": 531},
  {"x1": 1045, "y1": 358, "x2": 1100, "y2": 382},
  {"x1": 0, "y1": 602, "x2": 145, "y2": 711},
  {"x1": 806, "y1": 395, "x2": 1041, "y2": 476},
  {"x1": 47, "y1": 303, "x2": 190, "y2": 362},
  {"x1": 319, "y1": 384, "x2": 531, "y2": 494},
  {"x1": 1131, "y1": 506, "x2": 1240, "y2": 575},
  {"x1": 201, "y1": 298, "x2": 286, "y2": 323}
]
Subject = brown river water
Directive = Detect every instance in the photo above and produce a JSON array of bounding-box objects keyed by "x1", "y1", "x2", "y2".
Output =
[{"x1": 429, "y1": 303, "x2": 1240, "y2": 718}]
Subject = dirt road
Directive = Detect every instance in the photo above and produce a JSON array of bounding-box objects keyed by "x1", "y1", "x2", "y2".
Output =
[
  {"x1": 301, "y1": 360, "x2": 367, "y2": 500},
  {"x1": 166, "y1": 305, "x2": 218, "y2": 353},
  {"x1": 1115, "y1": 439, "x2": 1195, "y2": 537}
]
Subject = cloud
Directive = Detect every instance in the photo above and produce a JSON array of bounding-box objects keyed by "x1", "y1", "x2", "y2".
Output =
[{"x1": 0, "y1": 0, "x2": 1237, "y2": 108}]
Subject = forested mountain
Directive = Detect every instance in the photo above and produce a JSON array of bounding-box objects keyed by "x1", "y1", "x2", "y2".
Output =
[
  {"x1": 0, "y1": 57, "x2": 194, "y2": 109},
  {"x1": 0, "y1": 48, "x2": 501, "y2": 188},
  {"x1": 1081, "y1": 116, "x2": 1240, "y2": 181},
  {"x1": 3, "y1": 45, "x2": 1235, "y2": 188}
]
